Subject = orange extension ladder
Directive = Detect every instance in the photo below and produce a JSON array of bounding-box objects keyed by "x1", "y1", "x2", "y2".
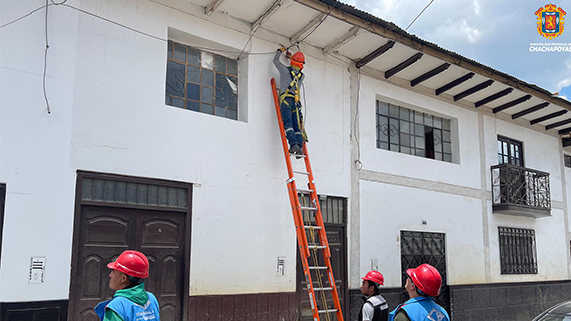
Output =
[{"x1": 271, "y1": 78, "x2": 344, "y2": 321}]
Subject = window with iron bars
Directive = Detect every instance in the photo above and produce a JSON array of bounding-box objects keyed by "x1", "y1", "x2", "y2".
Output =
[
  {"x1": 165, "y1": 41, "x2": 238, "y2": 120},
  {"x1": 564, "y1": 154, "x2": 571, "y2": 168},
  {"x1": 376, "y1": 101, "x2": 452, "y2": 162},
  {"x1": 498, "y1": 227, "x2": 537, "y2": 274}
]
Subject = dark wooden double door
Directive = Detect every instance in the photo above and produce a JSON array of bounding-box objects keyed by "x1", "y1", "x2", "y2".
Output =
[{"x1": 69, "y1": 206, "x2": 185, "y2": 321}]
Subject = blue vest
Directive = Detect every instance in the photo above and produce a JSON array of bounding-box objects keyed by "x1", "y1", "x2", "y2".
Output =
[
  {"x1": 95, "y1": 292, "x2": 161, "y2": 321},
  {"x1": 388, "y1": 297, "x2": 449, "y2": 321}
]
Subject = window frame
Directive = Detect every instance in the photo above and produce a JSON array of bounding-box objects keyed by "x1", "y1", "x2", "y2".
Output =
[
  {"x1": 165, "y1": 40, "x2": 239, "y2": 120},
  {"x1": 564, "y1": 154, "x2": 571, "y2": 168},
  {"x1": 497, "y1": 136, "x2": 524, "y2": 167},
  {"x1": 375, "y1": 100, "x2": 453, "y2": 162},
  {"x1": 498, "y1": 226, "x2": 538, "y2": 274}
]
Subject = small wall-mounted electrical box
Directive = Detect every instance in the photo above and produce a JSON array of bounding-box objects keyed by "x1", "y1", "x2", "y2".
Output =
[
  {"x1": 371, "y1": 259, "x2": 378, "y2": 271},
  {"x1": 277, "y1": 256, "x2": 286, "y2": 276},
  {"x1": 29, "y1": 257, "x2": 46, "y2": 284}
]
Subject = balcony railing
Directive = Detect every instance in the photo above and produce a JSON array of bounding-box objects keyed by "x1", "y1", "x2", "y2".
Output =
[{"x1": 491, "y1": 164, "x2": 551, "y2": 218}]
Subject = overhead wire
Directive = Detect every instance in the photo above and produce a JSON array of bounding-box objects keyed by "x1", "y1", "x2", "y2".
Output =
[
  {"x1": 288, "y1": 3, "x2": 336, "y2": 50},
  {"x1": 43, "y1": 0, "x2": 51, "y2": 114}
]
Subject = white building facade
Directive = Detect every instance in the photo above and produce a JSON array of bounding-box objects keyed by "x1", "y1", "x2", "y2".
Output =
[{"x1": 1, "y1": 0, "x2": 570, "y2": 320}]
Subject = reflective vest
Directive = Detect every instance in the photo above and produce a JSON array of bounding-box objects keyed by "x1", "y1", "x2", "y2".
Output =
[
  {"x1": 388, "y1": 297, "x2": 449, "y2": 321},
  {"x1": 358, "y1": 294, "x2": 389, "y2": 321},
  {"x1": 278, "y1": 67, "x2": 303, "y2": 107},
  {"x1": 95, "y1": 293, "x2": 161, "y2": 321}
]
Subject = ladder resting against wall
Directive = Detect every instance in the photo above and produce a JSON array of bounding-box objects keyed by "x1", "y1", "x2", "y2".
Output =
[{"x1": 270, "y1": 78, "x2": 344, "y2": 321}]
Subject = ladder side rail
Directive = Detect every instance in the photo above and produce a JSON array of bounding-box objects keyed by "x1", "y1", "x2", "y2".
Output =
[{"x1": 302, "y1": 144, "x2": 345, "y2": 321}]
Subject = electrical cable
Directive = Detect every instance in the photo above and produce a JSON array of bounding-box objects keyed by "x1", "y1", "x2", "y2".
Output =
[
  {"x1": 288, "y1": 3, "x2": 336, "y2": 49},
  {"x1": 0, "y1": 3, "x2": 53, "y2": 29},
  {"x1": 353, "y1": 69, "x2": 362, "y2": 170},
  {"x1": 43, "y1": 0, "x2": 51, "y2": 114},
  {"x1": 237, "y1": 1, "x2": 283, "y2": 60},
  {"x1": 404, "y1": 0, "x2": 436, "y2": 31}
]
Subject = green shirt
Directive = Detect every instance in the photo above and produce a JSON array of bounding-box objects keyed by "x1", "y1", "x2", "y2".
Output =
[
  {"x1": 103, "y1": 283, "x2": 150, "y2": 321},
  {"x1": 394, "y1": 310, "x2": 410, "y2": 321}
]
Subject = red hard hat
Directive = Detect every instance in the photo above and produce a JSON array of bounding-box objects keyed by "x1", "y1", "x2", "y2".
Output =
[
  {"x1": 362, "y1": 270, "x2": 384, "y2": 286},
  {"x1": 107, "y1": 250, "x2": 150, "y2": 278},
  {"x1": 406, "y1": 264, "x2": 442, "y2": 297},
  {"x1": 290, "y1": 52, "x2": 305, "y2": 70}
]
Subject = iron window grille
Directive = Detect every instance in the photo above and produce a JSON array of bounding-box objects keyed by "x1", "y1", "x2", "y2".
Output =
[
  {"x1": 376, "y1": 101, "x2": 452, "y2": 162},
  {"x1": 498, "y1": 227, "x2": 538, "y2": 274},
  {"x1": 165, "y1": 41, "x2": 238, "y2": 120},
  {"x1": 565, "y1": 155, "x2": 571, "y2": 168}
]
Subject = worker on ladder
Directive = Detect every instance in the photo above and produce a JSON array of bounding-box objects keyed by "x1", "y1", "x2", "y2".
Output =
[
  {"x1": 360, "y1": 270, "x2": 389, "y2": 321},
  {"x1": 273, "y1": 45, "x2": 307, "y2": 157}
]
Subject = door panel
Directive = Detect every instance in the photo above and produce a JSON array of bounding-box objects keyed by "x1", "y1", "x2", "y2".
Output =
[{"x1": 70, "y1": 206, "x2": 185, "y2": 321}]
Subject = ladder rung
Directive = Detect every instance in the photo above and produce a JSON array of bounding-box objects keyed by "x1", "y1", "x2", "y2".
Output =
[
  {"x1": 297, "y1": 188, "x2": 314, "y2": 194},
  {"x1": 314, "y1": 287, "x2": 333, "y2": 291},
  {"x1": 289, "y1": 153, "x2": 307, "y2": 158},
  {"x1": 300, "y1": 206, "x2": 317, "y2": 211},
  {"x1": 304, "y1": 225, "x2": 322, "y2": 230},
  {"x1": 308, "y1": 245, "x2": 327, "y2": 249},
  {"x1": 309, "y1": 266, "x2": 328, "y2": 270},
  {"x1": 318, "y1": 309, "x2": 338, "y2": 314},
  {"x1": 293, "y1": 170, "x2": 310, "y2": 175}
]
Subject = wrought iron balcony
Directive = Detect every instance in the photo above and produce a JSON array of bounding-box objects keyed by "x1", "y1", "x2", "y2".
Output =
[{"x1": 491, "y1": 164, "x2": 551, "y2": 218}]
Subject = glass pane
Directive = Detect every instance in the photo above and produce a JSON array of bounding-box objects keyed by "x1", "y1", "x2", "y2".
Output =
[
  {"x1": 498, "y1": 155, "x2": 503, "y2": 164},
  {"x1": 378, "y1": 126, "x2": 388, "y2": 142},
  {"x1": 415, "y1": 136, "x2": 425, "y2": 149},
  {"x1": 187, "y1": 83, "x2": 200, "y2": 100},
  {"x1": 379, "y1": 101, "x2": 389, "y2": 116},
  {"x1": 503, "y1": 142, "x2": 508, "y2": 154},
  {"x1": 201, "y1": 86, "x2": 214, "y2": 103},
  {"x1": 400, "y1": 120, "x2": 410, "y2": 134},
  {"x1": 443, "y1": 153, "x2": 452, "y2": 162},
  {"x1": 173, "y1": 43, "x2": 186, "y2": 62},
  {"x1": 215, "y1": 74, "x2": 230, "y2": 108},
  {"x1": 215, "y1": 106, "x2": 226, "y2": 117},
  {"x1": 186, "y1": 100, "x2": 199, "y2": 111},
  {"x1": 200, "y1": 103, "x2": 213, "y2": 114},
  {"x1": 167, "y1": 41, "x2": 173, "y2": 59},
  {"x1": 228, "y1": 109, "x2": 237, "y2": 120},
  {"x1": 166, "y1": 61, "x2": 186, "y2": 98},
  {"x1": 165, "y1": 96, "x2": 171, "y2": 105},
  {"x1": 389, "y1": 118, "x2": 399, "y2": 141},
  {"x1": 442, "y1": 118, "x2": 451, "y2": 130},
  {"x1": 510, "y1": 144, "x2": 515, "y2": 159},
  {"x1": 202, "y1": 69, "x2": 214, "y2": 87},
  {"x1": 433, "y1": 129, "x2": 442, "y2": 152},
  {"x1": 390, "y1": 144, "x2": 399, "y2": 151},
  {"x1": 433, "y1": 117, "x2": 442, "y2": 129},
  {"x1": 227, "y1": 58, "x2": 238, "y2": 76},
  {"x1": 115, "y1": 182, "x2": 126, "y2": 203},
  {"x1": 158, "y1": 187, "x2": 168, "y2": 206},
  {"x1": 401, "y1": 147, "x2": 411, "y2": 154},
  {"x1": 137, "y1": 185, "x2": 148, "y2": 204},
  {"x1": 400, "y1": 107, "x2": 409, "y2": 120},
  {"x1": 389, "y1": 104, "x2": 400, "y2": 118},
  {"x1": 415, "y1": 149, "x2": 425, "y2": 157},
  {"x1": 435, "y1": 152, "x2": 442, "y2": 160},
  {"x1": 415, "y1": 111, "x2": 423, "y2": 124},
  {"x1": 172, "y1": 97, "x2": 184, "y2": 108},
  {"x1": 503, "y1": 155, "x2": 508, "y2": 163},
  {"x1": 127, "y1": 183, "x2": 137, "y2": 203},
  {"x1": 443, "y1": 142, "x2": 452, "y2": 153},
  {"x1": 379, "y1": 142, "x2": 389, "y2": 150},
  {"x1": 201, "y1": 51, "x2": 214, "y2": 69},
  {"x1": 424, "y1": 114, "x2": 433, "y2": 127},
  {"x1": 442, "y1": 130, "x2": 451, "y2": 143},
  {"x1": 215, "y1": 55, "x2": 226, "y2": 73},
  {"x1": 148, "y1": 186, "x2": 158, "y2": 205},
  {"x1": 414, "y1": 124, "x2": 424, "y2": 135},
  {"x1": 410, "y1": 135, "x2": 415, "y2": 148},
  {"x1": 188, "y1": 47, "x2": 200, "y2": 66},
  {"x1": 401, "y1": 133, "x2": 410, "y2": 147},
  {"x1": 497, "y1": 141, "x2": 502, "y2": 154},
  {"x1": 187, "y1": 65, "x2": 200, "y2": 84}
]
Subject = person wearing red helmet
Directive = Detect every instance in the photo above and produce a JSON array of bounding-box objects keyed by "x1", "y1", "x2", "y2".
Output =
[
  {"x1": 273, "y1": 46, "x2": 307, "y2": 157},
  {"x1": 388, "y1": 264, "x2": 449, "y2": 321},
  {"x1": 94, "y1": 250, "x2": 161, "y2": 321},
  {"x1": 359, "y1": 270, "x2": 389, "y2": 321}
]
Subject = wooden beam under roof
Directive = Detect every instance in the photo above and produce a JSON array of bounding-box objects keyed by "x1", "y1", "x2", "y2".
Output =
[
  {"x1": 511, "y1": 102, "x2": 549, "y2": 119},
  {"x1": 355, "y1": 41, "x2": 395, "y2": 68},
  {"x1": 435, "y1": 73, "x2": 474, "y2": 95},
  {"x1": 558, "y1": 126, "x2": 571, "y2": 134},
  {"x1": 410, "y1": 63, "x2": 450, "y2": 87},
  {"x1": 545, "y1": 118, "x2": 571, "y2": 130},
  {"x1": 492, "y1": 95, "x2": 532, "y2": 113},
  {"x1": 290, "y1": 12, "x2": 327, "y2": 44},
  {"x1": 323, "y1": 26, "x2": 360, "y2": 53},
  {"x1": 563, "y1": 139, "x2": 571, "y2": 147},
  {"x1": 530, "y1": 110, "x2": 568, "y2": 125},
  {"x1": 474, "y1": 88, "x2": 513, "y2": 108},
  {"x1": 294, "y1": 0, "x2": 571, "y2": 113},
  {"x1": 384, "y1": 52, "x2": 423, "y2": 79},
  {"x1": 252, "y1": 0, "x2": 284, "y2": 32},
  {"x1": 204, "y1": 0, "x2": 225, "y2": 15},
  {"x1": 454, "y1": 80, "x2": 494, "y2": 101}
]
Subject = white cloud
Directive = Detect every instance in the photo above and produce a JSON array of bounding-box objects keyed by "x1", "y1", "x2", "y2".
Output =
[
  {"x1": 474, "y1": 0, "x2": 481, "y2": 15},
  {"x1": 557, "y1": 78, "x2": 571, "y2": 91}
]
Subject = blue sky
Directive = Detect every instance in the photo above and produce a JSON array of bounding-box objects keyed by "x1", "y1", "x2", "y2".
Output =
[{"x1": 343, "y1": 0, "x2": 571, "y2": 100}]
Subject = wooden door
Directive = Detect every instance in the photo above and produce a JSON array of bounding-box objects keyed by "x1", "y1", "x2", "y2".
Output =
[{"x1": 70, "y1": 206, "x2": 185, "y2": 321}]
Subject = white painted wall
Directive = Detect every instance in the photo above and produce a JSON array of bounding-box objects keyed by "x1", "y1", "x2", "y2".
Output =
[
  {"x1": 359, "y1": 181, "x2": 486, "y2": 287},
  {"x1": 0, "y1": 0, "x2": 351, "y2": 300}
]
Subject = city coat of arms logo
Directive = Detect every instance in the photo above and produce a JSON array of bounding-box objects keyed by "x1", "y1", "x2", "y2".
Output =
[{"x1": 535, "y1": 4, "x2": 566, "y2": 39}]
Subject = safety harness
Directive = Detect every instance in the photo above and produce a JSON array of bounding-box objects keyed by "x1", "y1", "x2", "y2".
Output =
[{"x1": 279, "y1": 67, "x2": 308, "y2": 142}]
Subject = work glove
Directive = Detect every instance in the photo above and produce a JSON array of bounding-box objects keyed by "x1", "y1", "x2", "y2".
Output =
[
  {"x1": 278, "y1": 46, "x2": 286, "y2": 52},
  {"x1": 285, "y1": 51, "x2": 292, "y2": 58}
]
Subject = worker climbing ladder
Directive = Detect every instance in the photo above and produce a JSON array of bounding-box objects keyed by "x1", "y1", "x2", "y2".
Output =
[{"x1": 271, "y1": 78, "x2": 344, "y2": 321}]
